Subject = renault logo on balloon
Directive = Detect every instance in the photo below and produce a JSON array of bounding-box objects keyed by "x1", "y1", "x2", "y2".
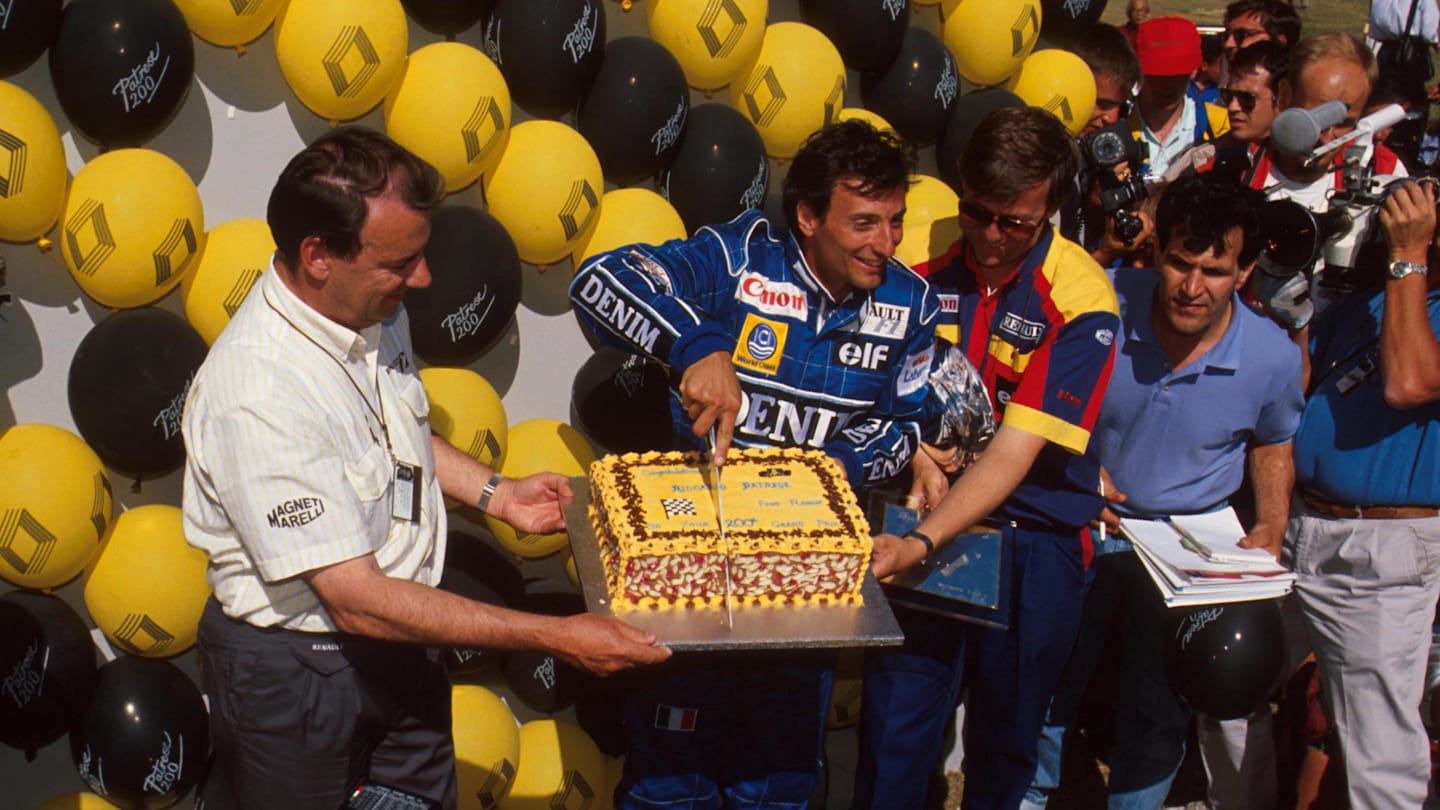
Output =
[
  {"x1": 112, "y1": 613, "x2": 176, "y2": 656},
  {"x1": 698, "y1": 0, "x2": 749, "y2": 58},
  {"x1": 223, "y1": 269, "x2": 263, "y2": 318},
  {"x1": 1045, "y1": 96, "x2": 1076, "y2": 126},
  {"x1": 0, "y1": 509, "x2": 56, "y2": 576},
  {"x1": 742, "y1": 66, "x2": 786, "y2": 127},
  {"x1": 1011, "y1": 6, "x2": 1040, "y2": 57},
  {"x1": 153, "y1": 219, "x2": 197, "y2": 287},
  {"x1": 227, "y1": 0, "x2": 266, "y2": 14},
  {"x1": 462, "y1": 97, "x2": 506, "y2": 164},
  {"x1": 322, "y1": 25, "x2": 380, "y2": 99},
  {"x1": 559, "y1": 180, "x2": 599, "y2": 240},
  {"x1": 824, "y1": 77, "x2": 844, "y2": 125},
  {"x1": 91, "y1": 473, "x2": 112, "y2": 539},
  {"x1": 0, "y1": 130, "x2": 25, "y2": 198},
  {"x1": 65, "y1": 199, "x2": 118, "y2": 277}
]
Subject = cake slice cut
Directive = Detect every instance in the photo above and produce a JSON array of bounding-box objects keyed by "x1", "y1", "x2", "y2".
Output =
[{"x1": 587, "y1": 447, "x2": 872, "y2": 610}]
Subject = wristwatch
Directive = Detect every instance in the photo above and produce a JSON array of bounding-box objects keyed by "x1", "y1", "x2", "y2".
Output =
[
  {"x1": 476, "y1": 472, "x2": 504, "y2": 513},
  {"x1": 1388, "y1": 260, "x2": 1427, "y2": 281}
]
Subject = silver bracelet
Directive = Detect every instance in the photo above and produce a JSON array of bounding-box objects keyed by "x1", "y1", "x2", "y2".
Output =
[{"x1": 476, "y1": 472, "x2": 504, "y2": 513}]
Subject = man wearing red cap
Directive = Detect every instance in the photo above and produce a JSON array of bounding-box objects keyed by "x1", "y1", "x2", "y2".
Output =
[{"x1": 1132, "y1": 17, "x2": 1232, "y2": 184}]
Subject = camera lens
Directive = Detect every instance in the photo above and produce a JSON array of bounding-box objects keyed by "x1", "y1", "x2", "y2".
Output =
[{"x1": 1090, "y1": 132, "x2": 1124, "y2": 165}]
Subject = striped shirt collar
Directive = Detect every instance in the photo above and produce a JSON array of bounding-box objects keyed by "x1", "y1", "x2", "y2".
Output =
[{"x1": 260, "y1": 261, "x2": 378, "y2": 363}]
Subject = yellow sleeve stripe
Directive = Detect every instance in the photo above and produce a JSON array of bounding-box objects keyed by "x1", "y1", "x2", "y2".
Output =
[
  {"x1": 1038, "y1": 239, "x2": 1120, "y2": 321},
  {"x1": 988, "y1": 335, "x2": 1031, "y2": 374},
  {"x1": 1003, "y1": 403, "x2": 1091, "y2": 455}
]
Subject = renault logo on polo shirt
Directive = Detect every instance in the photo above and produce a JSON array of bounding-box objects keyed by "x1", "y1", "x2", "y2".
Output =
[
  {"x1": 733, "y1": 314, "x2": 786, "y2": 375},
  {"x1": 859, "y1": 301, "x2": 909, "y2": 338},
  {"x1": 998, "y1": 312, "x2": 1045, "y2": 342}
]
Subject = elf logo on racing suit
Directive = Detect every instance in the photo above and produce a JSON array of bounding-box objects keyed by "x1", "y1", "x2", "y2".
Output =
[
  {"x1": 732, "y1": 314, "x2": 786, "y2": 375},
  {"x1": 835, "y1": 341, "x2": 892, "y2": 371},
  {"x1": 738, "y1": 272, "x2": 808, "y2": 320},
  {"x1": 574, "y1": 275, "x2": 663, "y2": 353},
  {"x1": 858, "y1": 301, "x2": 910, "y2": 338}
]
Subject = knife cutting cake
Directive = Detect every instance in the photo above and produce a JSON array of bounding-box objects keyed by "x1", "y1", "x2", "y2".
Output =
[{"x1": 587, "y1": 447, "x2": 872, "y2": 609}]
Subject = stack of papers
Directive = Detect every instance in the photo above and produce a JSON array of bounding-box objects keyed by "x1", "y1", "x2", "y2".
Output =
[{"x1": 1119, "y1": 508, "x2": 1296, "y2": 607}]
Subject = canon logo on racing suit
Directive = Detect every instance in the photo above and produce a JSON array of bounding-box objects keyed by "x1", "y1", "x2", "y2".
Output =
[{"x1": 738, "y1": 273, "x2": 808, "y2": 321}]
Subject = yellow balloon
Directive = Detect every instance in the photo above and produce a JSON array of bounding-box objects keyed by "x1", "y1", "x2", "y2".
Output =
[
  {"x1": 729, "y1": 22, "x2": 846, "y2": 159},
  {"x1": 602, "y1": 755, "x2": 624, "y2": 810},
  {"x1": 895, "y1": 175, "x2": 962, "y2": 269},
  {"x1": 563, "y1": 552, "x2": 579, "y2": 589},
  {"x1": 838, "y1": 107, "x2": 895, "y2": 134},
  {"x1": 0, "y1": 424, "x2": 113, "y2": 590},
  {"x1": 500, "y1": 720, "x2": 605, "y2": 810},
  {"x1": 0, "y1": 82, "x2": 67, "y2": 244},
  {"x1": 483, "y1": 121, "x2": 603, "y2": 267},
  {"x1": 485, "y1": 419, "x2": 594, "y2": 558},
  {"x1": 83, "y1": 505, "x2": 211, "y2": 658},
  {"x1": 34, "y1": 793, "x2": 123, "y2": 810},
  {"x1": 646, "y1": 0, "x2": 768, "y2": 91},
  {"x1": 827, "y1": 649, "x2": 864, "y2": 729},
  {"x1": 572, "y1": 188, "x2": 686, "y2": 267},
  {"x1": 1005, "y1": 49, "x2": 1096, "y2": 136},
  {"x1": 61, "y1": 148, "x2": 205, "y2": 309},
  {"x1": 452, "y1": 685, "x2": 521, "y2": 810},
  {"x1": 181, "y1": 218, "x2": 274, "y2": 345},
  {"x1": 173, "y1": 0, "x2": 286, "y2": 47},
  {"x1": 420, "y1": 367, "x2": 508, "y2": 470},
  {"x1": 384, "y1": 42, "x2": 512, "y2": 194},
  {"x1": 274, "y1": 0, "x2": 409, "y2": 121},
  {"x1": 944, "y1": 0, "x2": 1042, "y2": 87}
]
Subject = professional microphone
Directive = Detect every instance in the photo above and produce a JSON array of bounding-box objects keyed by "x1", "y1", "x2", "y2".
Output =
[{"x1": 1271, "y1": 100, "x2": 1348, "y2": 156}]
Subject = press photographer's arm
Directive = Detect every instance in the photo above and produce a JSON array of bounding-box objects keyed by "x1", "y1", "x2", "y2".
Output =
[{"x1": 1377, "y1": 180, "x2": 1440, "y2": 408}]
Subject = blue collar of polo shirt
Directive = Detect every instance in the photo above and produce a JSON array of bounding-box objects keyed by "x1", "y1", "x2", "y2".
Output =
[{"x1": 1128, "y1": 284, "x2": 1246, "y2": 374}]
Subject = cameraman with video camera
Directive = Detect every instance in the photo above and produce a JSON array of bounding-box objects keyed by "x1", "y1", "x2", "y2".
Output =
[{"x1": 1284, "y1": 176, "x2": 1440, "y2": 809}]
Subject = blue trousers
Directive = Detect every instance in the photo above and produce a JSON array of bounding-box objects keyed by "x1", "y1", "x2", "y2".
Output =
[
  {"x1": 617, "y1": 653, "x2": 835, "y2": 809},
  {"x1": 854, "y1": 525, "x2": 1091, "y2": 810}
]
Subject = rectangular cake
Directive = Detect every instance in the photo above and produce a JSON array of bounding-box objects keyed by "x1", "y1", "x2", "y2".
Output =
[{"x1": 587, "y1": 447, "x2": 871, "y2": 609}]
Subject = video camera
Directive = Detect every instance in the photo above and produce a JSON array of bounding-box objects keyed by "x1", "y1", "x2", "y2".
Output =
[
  {"x1": 1258, "y1": 102, "x2": 1411, "y2": 293},
  {"x1": 1078, "y1": 120, "x2": 1149, "y2": 246}
]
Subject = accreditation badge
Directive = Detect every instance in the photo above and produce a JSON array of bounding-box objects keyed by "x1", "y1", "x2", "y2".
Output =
[{"x1": 392, "y1": 460, "x2": 421, "y2": 523}]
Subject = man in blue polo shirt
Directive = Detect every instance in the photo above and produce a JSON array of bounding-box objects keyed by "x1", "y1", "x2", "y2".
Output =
[
  {"x1": 1023, "y1": 173, "x2": 1303, "y2": 810},
  {"x1": 1287, "y1": 178, "x2": 1440, "y2": 808}
]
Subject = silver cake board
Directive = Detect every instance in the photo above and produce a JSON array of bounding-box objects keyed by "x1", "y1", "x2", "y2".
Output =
[{"x1": 564, "y1": 476, "x2": 904, "y2": 652}]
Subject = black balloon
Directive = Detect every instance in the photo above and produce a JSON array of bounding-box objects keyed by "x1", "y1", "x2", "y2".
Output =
[
  {"x1": 571, "y1": 347, "x2": 674, "y2": 454},
  {"x1": 48, "y1": 0, "x2": 195, "y2": 148},
  {"x1": 936, "y1": 88, "x2": 1026, "y2": 193},
  {"x1": 860, "y1": 28, "x2": 958, "y2": 146},
  {"x1": 1165, "y1": 599, "x2": 1287, "y2": 720},
  {"x1": 67, "y1": 308, "x2": 208, "y2": 482},
  {"x1": 800, "y1": 0, "x2": 909, "y2": 73},
  {"x1": 501, "y1": 592, "x2": 595, "y2": 713},
  {"x1": 1041, "y1": 0, "x2": 1108, "y2": 41},
  {"x1": 438, "y1": 531, "x2": 524, "y2": 678},
  {"x1": 70, "y1": 656, "x2": 210, "y2": 809},
  {"x1": 0, "y1": 0, "x2": 62, "y2": 77},
  {"x1": 658, "y1": 103, "x2": 770, "y2": 235},
  {"x1": 0, "y1": 591, "x2": 97, "y2": 758},
  {"x1": 407, "y1": 205, "x2": 521, "y2": 366},
  {"x1": 401, "y1": 0, "x2": 495, "y2": 35},
  {"x1": 483, "y1": 0, "x2": 606, "y2": 118},
  {"x1": 578, "y1": 37, "x2": 690, "y2": 186}
]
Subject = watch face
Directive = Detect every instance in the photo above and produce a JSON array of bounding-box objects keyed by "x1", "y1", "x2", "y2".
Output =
[{"x1": 1390, "y1": 261, "x2": 1427, "y2": 280}]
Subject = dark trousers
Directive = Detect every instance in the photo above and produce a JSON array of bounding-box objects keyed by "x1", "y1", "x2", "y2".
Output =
[
  {"x1": 1048, "y1": 550, "x2": 1191, "y2": 796},
  {"x1": 854, "y1": 525, "x2": 1091, "y2": 810},
  {"x1": 198, "y1": 599, "x2": 457, "y2": 810},
  {"x1": 618, "y1": 653, "x2": 835, "y2": 809}
]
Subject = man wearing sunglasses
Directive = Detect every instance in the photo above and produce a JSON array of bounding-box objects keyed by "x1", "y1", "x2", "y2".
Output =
[
  {"x1": 1164, "y1": 40, "x2": 1288, "y2": 184},
  {"x1": 856, "y1": 106, "x2": 1120, "y2": 810},
  {"x1": 1221, "y1": 0, "x2": 1300, "y2": 66}
]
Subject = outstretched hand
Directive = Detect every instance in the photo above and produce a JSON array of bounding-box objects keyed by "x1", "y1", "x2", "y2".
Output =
[
  {"x1": 550, "y1": 614, "x2": 672, "y2": 675},
  {"x1": 489, "y1": 473, "x2": 573, "y2": 535}
]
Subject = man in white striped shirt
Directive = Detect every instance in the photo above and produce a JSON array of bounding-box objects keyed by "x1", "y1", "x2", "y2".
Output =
[{"x1": 182, "y1": 128, "x2": 669, "y2": 809}]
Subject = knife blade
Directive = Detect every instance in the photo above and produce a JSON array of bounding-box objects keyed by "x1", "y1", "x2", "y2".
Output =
[{"x1": 707, "y1": 428, "x2": 733, "y2": 629}]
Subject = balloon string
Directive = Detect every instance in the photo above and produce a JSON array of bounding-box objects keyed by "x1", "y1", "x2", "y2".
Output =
[
  {"x1": 35, "y1": 237, "x2": 53, "y2": 252},
  {"x1": 130, "y1": 477, "x2": 142, "y2": 494},
  {"x1": 236, "y1": 44, "x2": 248, "y2": 57}
]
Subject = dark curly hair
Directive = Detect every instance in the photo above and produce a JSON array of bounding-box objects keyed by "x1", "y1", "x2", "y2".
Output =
[
  {"x1": 267, "y1": 126, "x2": 444, "y2": 267},
  {"x1": 782, "y1": 119, "x2": 915, "y2": 232},
  {"x1": 1155, "y1": 173, "x2": 1266, "y2": 266}
]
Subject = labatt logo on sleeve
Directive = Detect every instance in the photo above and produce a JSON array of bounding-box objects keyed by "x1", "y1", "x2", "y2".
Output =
[{"x1": 732, "y1": 314, "x2": 787, "y2": 375}]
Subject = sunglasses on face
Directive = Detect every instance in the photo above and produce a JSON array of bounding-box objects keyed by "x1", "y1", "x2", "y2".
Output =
[
  {"x1": 1225, "y1": 27, "x2": 1266, "y2": 48},
  {"x1": 958, "y1": 200, "x2": 1045, "y2": 239},
  {"x1": 1219, "y1": 87, "x2": 1271, "y2": 113}
]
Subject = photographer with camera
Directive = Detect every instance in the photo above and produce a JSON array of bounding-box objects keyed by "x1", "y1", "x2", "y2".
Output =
[
  {"x1": 1165, "y1": 40, "x2": 1289, "y2": 184},
  {"x1": 1059, "y1": 24, "x2": 1156, "y2": 268},
  {"x1": 1131, "y1": 17, "x2": 1231, "y2": 185},
  {"x1": 1284, "y1": 177, "x2": 1440, "y2": 808}
]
